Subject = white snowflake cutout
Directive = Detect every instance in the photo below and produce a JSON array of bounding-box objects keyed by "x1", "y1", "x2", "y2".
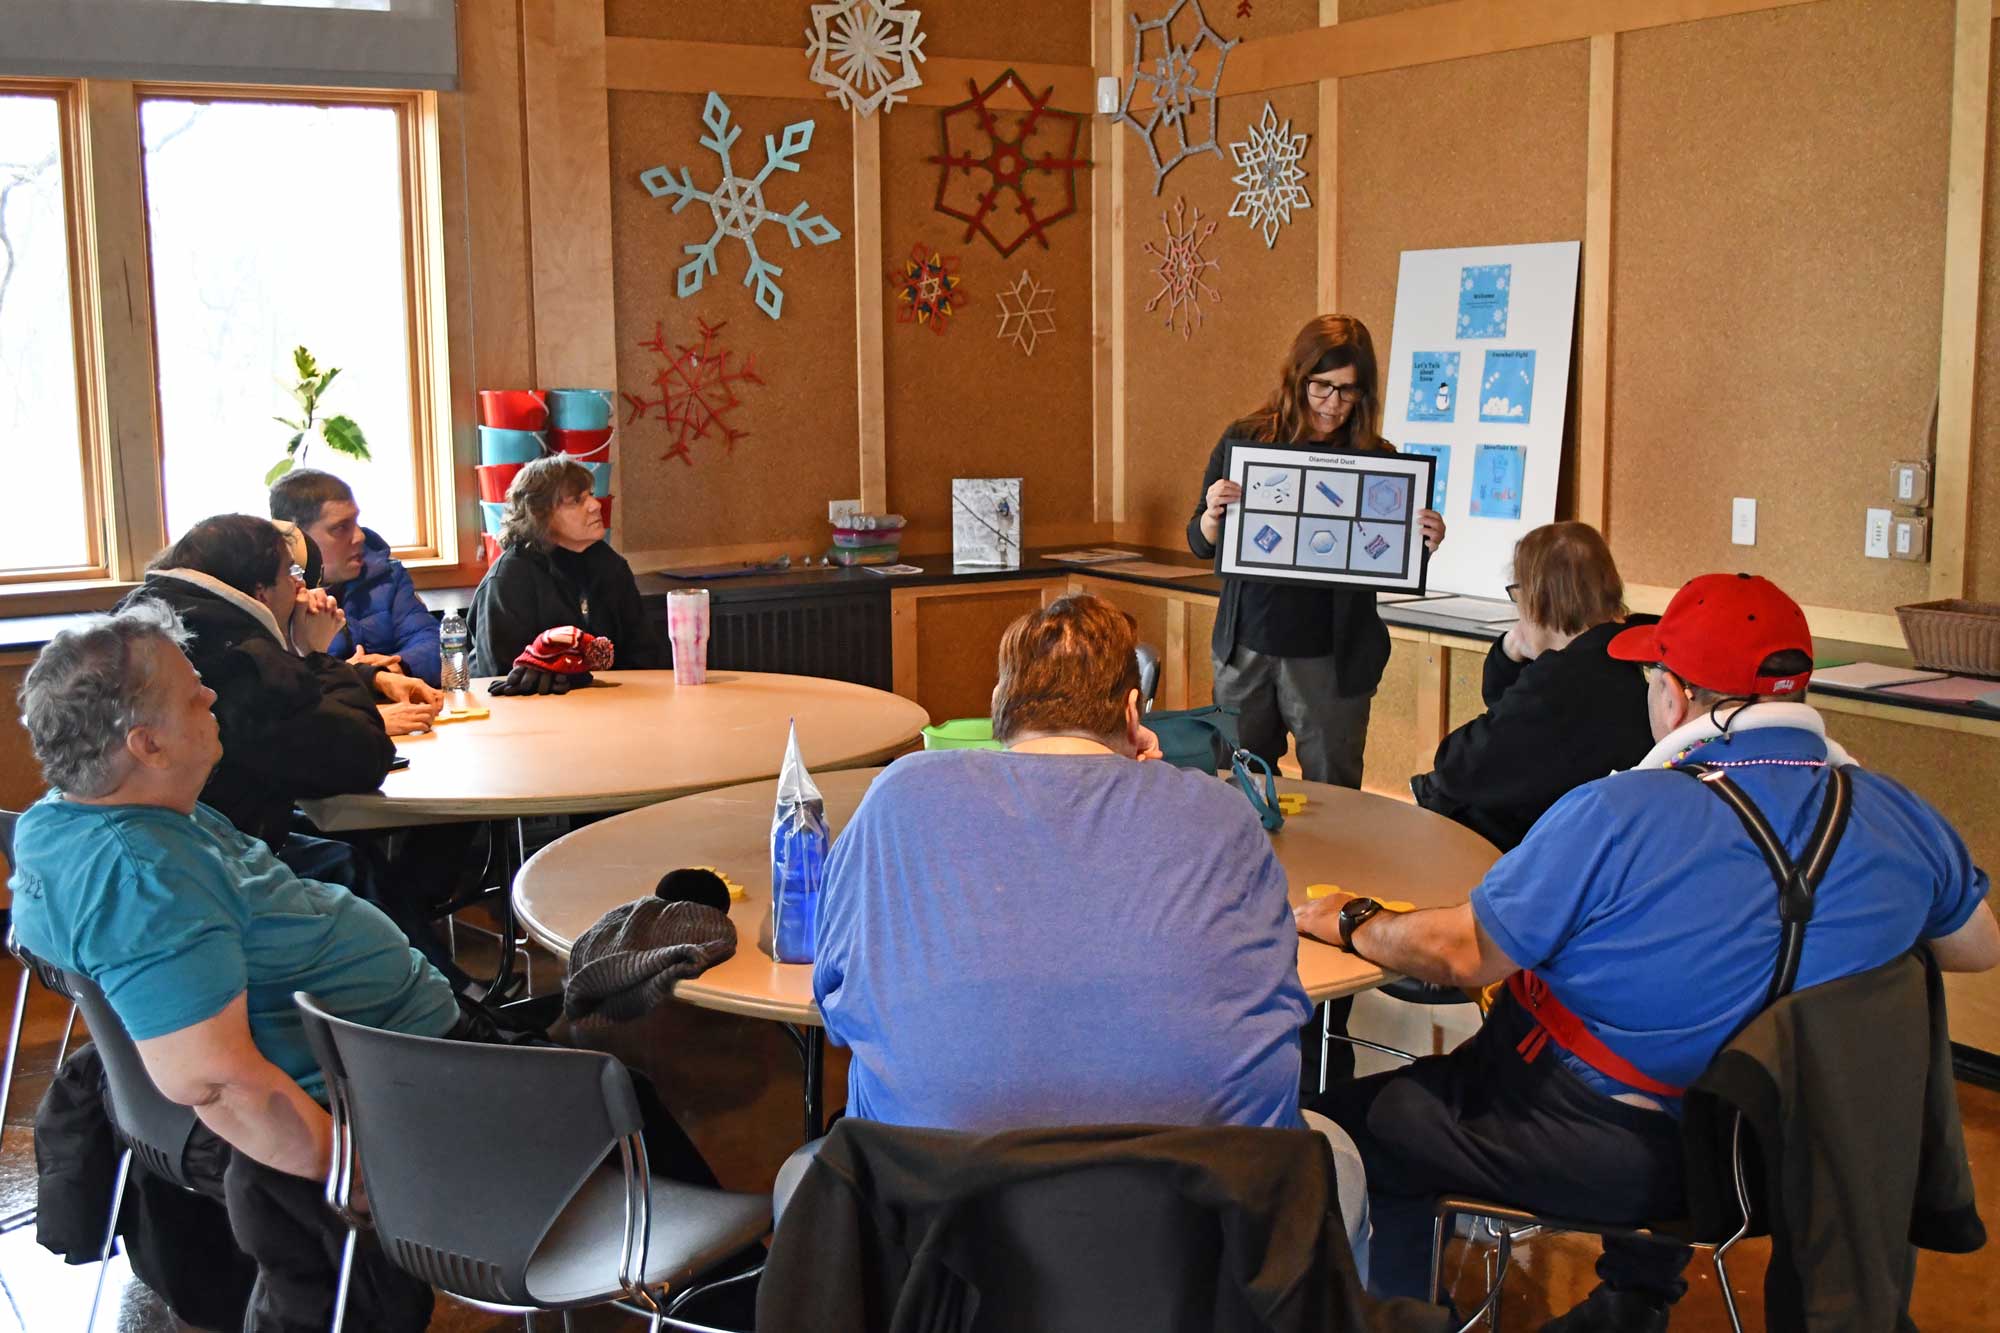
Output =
[
  {"x1": 804, "y1": 0, "x2": 928, "y2": 117},
  {"x1": 1227, "y1": 102, "x2": 1311, "y2": 248},
  {"x1": 995, "y1": 270, "x2": 1057, "y2": 356}
]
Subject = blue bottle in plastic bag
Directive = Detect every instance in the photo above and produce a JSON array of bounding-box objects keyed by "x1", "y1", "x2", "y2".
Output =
[{"x1": 769, "y1": 720, "x2": 827, "y2": 964}]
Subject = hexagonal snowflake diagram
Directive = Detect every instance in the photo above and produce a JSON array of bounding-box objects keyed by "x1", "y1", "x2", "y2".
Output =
[{"x1": 927, "y1": 69, "x2": 1090, "y2": 258}]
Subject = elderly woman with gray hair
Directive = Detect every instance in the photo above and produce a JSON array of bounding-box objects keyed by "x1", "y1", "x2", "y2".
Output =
[{"x1": 466, "y1": 455, "x2": 665, "y2": 691}]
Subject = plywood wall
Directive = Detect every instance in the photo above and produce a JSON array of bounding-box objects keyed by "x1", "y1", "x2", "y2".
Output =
[
  {"x1": 1608, "y1": 0, "x2": 1954, "y2": 609},
  {"x1": 607, "y1": 91, "x2": 860, "y2": 558}
]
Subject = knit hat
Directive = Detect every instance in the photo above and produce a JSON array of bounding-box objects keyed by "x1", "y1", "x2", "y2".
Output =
[
  {"x1": 516, "y1": 625, "x2": 615, "y2": 675},
  {"x1": 562, "y1": 893, "x2": 737, "y2": 1024}
]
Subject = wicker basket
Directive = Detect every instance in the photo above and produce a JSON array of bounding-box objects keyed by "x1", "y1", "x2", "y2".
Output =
[{"x1": 1894, "y1": 599, "x2": 2000, "y2": 676}]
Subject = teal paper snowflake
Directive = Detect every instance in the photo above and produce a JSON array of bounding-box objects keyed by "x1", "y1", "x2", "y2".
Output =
[{"x1": 640, "y1": 93, "x2": 843, "y2": 321}]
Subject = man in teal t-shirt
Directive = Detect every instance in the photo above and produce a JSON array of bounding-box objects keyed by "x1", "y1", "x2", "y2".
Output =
[{"x1": 10, "y1": 601, "x2": 454, "y2": 1332}]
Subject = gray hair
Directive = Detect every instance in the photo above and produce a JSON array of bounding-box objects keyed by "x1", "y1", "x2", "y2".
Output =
[
  {"x1": 18, "y1": 600, "x2": 192, "y2": 798},
  {"x1": 499, "y1": 456, "x2": 593, "y2": 553}
]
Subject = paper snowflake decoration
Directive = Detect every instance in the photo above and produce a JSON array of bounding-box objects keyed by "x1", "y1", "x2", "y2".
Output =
[
  {"x1": 1236, "y1": 0, "x2": 1253, "y2": 15},
  {"x1": 995, "y1": 270, "x2": 1056, "y2": 356},
  {"x1": 1143, "y1": 197, "x2": 1220, "y2": 339},
  {"x1": 928, "y1": 69, "x2": 1090, "y2": 257},
  {"x1": 1116, "y1": 0, "x2": 1238, "y2": 196},
  {"x1": 639, "y1": 93, "x2": 843, "y2": 322},
  {"x1": 893, "y1": 244, "x2": 964, "y2": 334},
  {"x1": 1228, "y1": 103, "x2": 1311, "y2": 248},
  {"x1": 804, "y1": 0, "x2": 928, "y2": 117},
  {"x1": 622, "y1": 318, "x2": 765, "y2": 466}
]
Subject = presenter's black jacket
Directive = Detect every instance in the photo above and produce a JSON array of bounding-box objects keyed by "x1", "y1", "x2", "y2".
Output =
[
  {"x1": 1187, "y1": 434, "x2": 1392, "y2": 694},
  {"x1": 758, "y1": 1117, "x2": 1450, "y2": 1333},
  {"x1": 467, "y1": 539, "x2": 666, "y2": 677},
  {"x1": 1410, "y1": 617, "x2": 1655, "y2": 850},
  {"x1": 124, "y1": 573, "x2": 395, "y2": 848}
]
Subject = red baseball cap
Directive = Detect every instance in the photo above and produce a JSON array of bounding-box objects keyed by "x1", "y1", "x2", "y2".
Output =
[{"x1": 1607, "y1": 573, "x2": 1814, "y2": 697}]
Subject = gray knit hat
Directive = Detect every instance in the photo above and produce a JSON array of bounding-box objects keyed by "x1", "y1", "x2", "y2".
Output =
[{"x1": 562, "y1": 897, "x2": 737, "y2": 1024}]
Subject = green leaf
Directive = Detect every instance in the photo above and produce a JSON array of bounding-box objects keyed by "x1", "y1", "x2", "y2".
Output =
[
  {"x1": 273, "y1": 415, "x2": 305, "y2": 431},
  {"x1": 315, "y1": 367, "x2": 340, "y2": 399},
  {"x1": 264, "y1": 457, "x2": 296, "y2": 485},
  {"x1": 292, "y1": 346, "x2": 318, "y2": 381},
  {"x1": 286, "y1": 431, "x2": 305, "y2": 455},
  {"x1": 320, "y1": 415, "x2": 370, "y2": 461}
]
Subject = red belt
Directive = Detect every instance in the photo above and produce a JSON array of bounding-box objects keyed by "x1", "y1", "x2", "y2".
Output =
[{"x1": 1506, "y1": 971, "x2": 1685, "y2": 1099}]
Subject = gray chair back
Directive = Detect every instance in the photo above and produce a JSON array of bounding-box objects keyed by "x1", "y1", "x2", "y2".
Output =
[
  {"x1": 0, "y1": 809, "x2": 18, "y2": 868},
  {"x1": 36, "y1": 961, "x2": 201, "y2": 1191},
  {"x1": 1134, "y1": 642, "x2": 1162, "y2": 711},
  {"x1": 293, "y1": 992, "x2": 645, "y2": 1307}
]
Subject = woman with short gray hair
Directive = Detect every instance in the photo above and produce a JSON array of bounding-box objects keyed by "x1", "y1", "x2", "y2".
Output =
[
  {"x1": 17, "y1": 600, "x2": 190, "y2": 798},
  {"x1": 466, "y1": 455, "x2": 664, "y2": 684}
]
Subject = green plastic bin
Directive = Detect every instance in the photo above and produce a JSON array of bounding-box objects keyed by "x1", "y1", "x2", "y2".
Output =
[{"x1": 921, "y1": 717, "x2": 1004, "y2": 751}]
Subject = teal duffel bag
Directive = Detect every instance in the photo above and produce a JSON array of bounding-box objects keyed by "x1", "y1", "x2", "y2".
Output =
[{"x1": 1145, "y1": 706, "x2": 1285, "y2": 832}]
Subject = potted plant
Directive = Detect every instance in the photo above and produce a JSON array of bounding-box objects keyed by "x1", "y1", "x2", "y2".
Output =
[{"x1": 267, "y1": 344, "x2": 370, "y2": 484}]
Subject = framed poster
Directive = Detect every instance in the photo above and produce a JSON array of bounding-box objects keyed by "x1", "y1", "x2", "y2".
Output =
[{"x1": 1214, "y1": 442, "x2": 1435, "y2": 593}]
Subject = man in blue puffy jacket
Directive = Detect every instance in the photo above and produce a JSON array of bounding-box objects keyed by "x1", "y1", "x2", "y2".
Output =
[{"x1": 270, "y1": 469, "x2": 441, "y2": 685}]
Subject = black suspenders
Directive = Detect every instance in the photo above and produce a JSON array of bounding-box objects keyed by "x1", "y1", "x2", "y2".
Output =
[{"x1": 1675, "y1": 761, "x2": 1854, "y2": 1008}]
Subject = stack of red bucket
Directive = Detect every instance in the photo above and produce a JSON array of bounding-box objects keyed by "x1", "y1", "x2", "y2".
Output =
[{"x1": 475, "y1": 389, "x2": 616, "y2": 562}]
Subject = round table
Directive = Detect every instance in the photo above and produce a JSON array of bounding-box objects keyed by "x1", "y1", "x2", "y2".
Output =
[
  {"x1": 298, "y1": 670, "x2": 932, "y2": 832},
  {"x1": 514, "y1": 764, "x2": 1502, "y2": 1135}
]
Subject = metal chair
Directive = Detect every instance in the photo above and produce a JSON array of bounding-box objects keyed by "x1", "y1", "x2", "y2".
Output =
[
  {"x1": 11, "y1": 950, "x2": 208, "y2": 1331},
  {"x1": 0, "y1": 807, "x2": 84, "y2": 1237},
  {"x1": 293, "y1": 991, "x2": 771, "y2": 1332},
  {"x1": 1134, "y1": 642, "x2": 1162, "y2": 711}
]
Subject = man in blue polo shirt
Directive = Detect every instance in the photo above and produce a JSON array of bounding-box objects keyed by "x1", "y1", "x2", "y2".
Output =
[{"x1": 1297, "y1": 573, "x2": 1998, "y2": 1331}]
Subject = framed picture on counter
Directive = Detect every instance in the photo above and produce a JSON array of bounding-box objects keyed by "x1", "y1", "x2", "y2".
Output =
[{"x1": 1214, "y1": 440, "x2": 1435, "y2": 593}]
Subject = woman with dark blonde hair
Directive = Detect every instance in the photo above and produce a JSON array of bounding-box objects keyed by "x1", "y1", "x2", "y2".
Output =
[
  {"x1": 467, "y1": 456, "x2": 664, "y2": 684},
  {"x1": 1187, "y1": 315, "x2": 1446, "y2": 790},
  {"x1": 1411, "y1": 521, "x2": 1655, "y2": 849}
]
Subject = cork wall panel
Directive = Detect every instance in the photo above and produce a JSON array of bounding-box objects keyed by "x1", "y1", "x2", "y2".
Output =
[
  {"x1": 606, "y1": 0, "x2": 803, "y2": 47},
  {"x1": 921, "y1": 0, "x2": 1090, "y2": 64},
  {"x1": 1610, "y1": 0, "x2": 1951, "y2": 610},
  {"x1": 1217, "y1": 0, "x2": 1324, "y2": 38},
  {"x1": 1970, "y1": 40, "x2": 2000, "y2": 604},
  {"x1": 1337, "y1": 39, "x2": 1588, "y2": 509},
  {"x1": 1120, "y1": 84, "x2": 1324, "y2": 550},
  {"x1": 915, "y1": 587, "x2": 1050, "y2": 721},
  {"x1": 607, "y1": 91, "x2": 859, "y2": 556},
  {"x1": 1359, "y1": 636, "x2": 1422, "y2": 796},
  {"x1": 880, "y1": 91, "x2": 1097, "y2": 551},
  {"x1": 1337, "y1": 0, "x2": 1453, "y2": 17}
]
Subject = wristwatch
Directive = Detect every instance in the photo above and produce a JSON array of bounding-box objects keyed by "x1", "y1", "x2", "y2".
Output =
[{"x1": 1337, "y1": 896, "x2": 1386, "y2": 953}]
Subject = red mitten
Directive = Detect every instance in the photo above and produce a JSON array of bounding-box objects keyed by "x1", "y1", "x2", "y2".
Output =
[{"x1": 515, "y1": 626, "x2": 615, "y2": 675}]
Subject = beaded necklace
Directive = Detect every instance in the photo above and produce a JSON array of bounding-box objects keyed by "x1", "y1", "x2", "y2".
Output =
[{"x1": 1664, "y1": 731, "x2": 1829, "y2": 771}]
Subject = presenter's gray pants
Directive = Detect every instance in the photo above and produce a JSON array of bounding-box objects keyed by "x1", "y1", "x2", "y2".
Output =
[{"x1": 1212, "y1": 645, "x2": 1373, "y2": 790}]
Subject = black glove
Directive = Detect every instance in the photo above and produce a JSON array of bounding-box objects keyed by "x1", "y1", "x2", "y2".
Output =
[{"x1": 489, "y1": 666, "x2": 593, "y2": 696}]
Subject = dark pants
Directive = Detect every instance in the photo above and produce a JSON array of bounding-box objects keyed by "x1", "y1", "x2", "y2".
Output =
[
  {"x1": 1212, "y1": 645, "x2": 1373, "y2": 789},
  {"x1": 1309, "y1": 991, "x2": 1693, "y2": 1303},
  {"x1": 212, "y1": 998, "x2": 718, "y2": 1332}
]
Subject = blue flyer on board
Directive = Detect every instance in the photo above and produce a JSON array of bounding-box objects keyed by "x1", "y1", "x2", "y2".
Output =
[
  {"x1": 1457, "y1": 263, "x2": 1511, "y2": 339},
  {"x1": 1479, "y1": 348, "x2": 1536, "y2": 424},
  {"x1": 1406, "y1": 351, "x2": 1460, "y2": 422}
]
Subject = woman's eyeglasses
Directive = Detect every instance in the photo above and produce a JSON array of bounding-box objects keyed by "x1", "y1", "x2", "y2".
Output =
[{"x1": 1305, "y1": 380, "x2": 1362, "y2": 402}]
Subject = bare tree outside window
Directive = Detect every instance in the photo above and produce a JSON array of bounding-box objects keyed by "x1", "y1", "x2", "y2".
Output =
[
  {"x1": 142, "y1": 97, "x2": 420, "y2": 545},
  {"x1": 0, "y1": 94, "x2": 92, "y2": 573}
]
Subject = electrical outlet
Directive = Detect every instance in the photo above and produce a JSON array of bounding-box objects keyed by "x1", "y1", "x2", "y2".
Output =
[
  {"x1": 1890, "y1": 514, "x2": 1930, "y2": 562},
  {"x1": 1890, "y1": 460, "x2": 1932, "y2": 507},
  {"x1": 1731, "y1": 497, "x2": 1757, "y2": 547},
  {"x1": 1865, "y1": 508, "x2": 1891, "y2": 559}
]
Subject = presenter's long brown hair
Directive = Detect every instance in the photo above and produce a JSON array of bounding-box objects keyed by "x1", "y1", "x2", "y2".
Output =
[{"x1": 1229, "y1": 315, "x2": 1390, "y2": 450}]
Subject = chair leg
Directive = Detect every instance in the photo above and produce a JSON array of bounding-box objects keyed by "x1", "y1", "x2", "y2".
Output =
[
  {"x1": 330, "y1": 1226, "x2": 357, "y2": 1333},
  {"x1": 0, "y1": 964, "x2": 30, "y2": 1151},
  {"x1": 86, "y1": 1147, "x2": 132, "y2": 1333},
  {"x1": 53, "y1": 1000, "x2": 80, "y2": 1071},
  {"x1": 1428, "y1": 1203, "x2": 1453, "y2": 1303}
]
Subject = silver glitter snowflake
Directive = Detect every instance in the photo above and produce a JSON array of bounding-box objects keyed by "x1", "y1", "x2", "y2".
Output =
[
  {"x1": 1228, "y1": 102, "x2": 1311, "y2": 248},
  {"x1": 995, "y1": 270, "x2": 1056, "y2": 356},
  {"x1": 804, "y1": 0, "x2": 928, "y2": 117},
  {"x1": 640, "y1": 93, "x2": 843, "y2": 321},
  {"x1": 1116, "y1": 0, "x2": 1238, "y2": 196}
]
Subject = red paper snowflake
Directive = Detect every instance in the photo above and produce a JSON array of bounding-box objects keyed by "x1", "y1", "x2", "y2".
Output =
[
  {"x1": 622, "y1": 318, "x2": 764, "y2": 466},
  {"x1": 1144, "y1": 197, "x2": 1220, "y2": 339},
  {"x1": 893, "y1": 244, "x2": 965, "y2": 334},
  {"x1": 927, "y1": 69, "x2": 1090, "y2": 258},
  {"x1": 1235, "y1": 0, "x2": 1252, "y2": 16}
]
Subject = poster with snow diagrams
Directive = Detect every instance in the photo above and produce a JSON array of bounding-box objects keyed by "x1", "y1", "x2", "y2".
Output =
[
  {"x1": 1380, "y1": 241, "x2": 1579, "y2": 600},
  {"x1": 1215, "y1": 442, "x2": 1435, "y2": 593}
]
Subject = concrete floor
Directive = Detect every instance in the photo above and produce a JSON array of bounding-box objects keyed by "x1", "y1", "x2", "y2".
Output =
[{"x1": 2, "y1": 945, "x2": 1996, "y2": 1331}]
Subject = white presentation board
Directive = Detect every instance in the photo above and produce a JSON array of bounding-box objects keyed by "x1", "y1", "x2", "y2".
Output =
[
  {"x1": 1215, "y1": 442, "x2": 1435, "y2": 593},
  {"x1": 1379, "y1": 241, "x2": 1580, "y2": 601}
]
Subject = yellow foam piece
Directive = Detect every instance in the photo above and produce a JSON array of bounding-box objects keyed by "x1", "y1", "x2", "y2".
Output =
[
  {"x1": 431, "y1": 703, "x2": 490, "y2": 724},
  {"x1": 693, "y1": 867, "x2": 748, "y2": 901},
  {"x1": 1278, "y1": 793, "x2": 1307, "y2": 811},
  {"x1": 1306, "y1": 883, "x2": 1344, "y2": 900},
  {"x1": 1380, "y1": 899, "x2": 1417, "y2": 913}
]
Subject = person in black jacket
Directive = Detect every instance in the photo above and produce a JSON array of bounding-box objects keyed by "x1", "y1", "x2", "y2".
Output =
[
  {"x1": 1410, "y1": 522, "x2": 1654, "y2": 850},
  {"x1": 1188, "y1": 315, "x2": 1444, "y2": 791},
  {"x1": 468, "y1": 455, "x2": 665, "y2": 688}
]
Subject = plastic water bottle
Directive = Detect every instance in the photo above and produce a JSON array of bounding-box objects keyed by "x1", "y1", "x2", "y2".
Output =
[
  {"x1": 769, "y1": 721, "x2": 827, "y2": 964},
  {"x1": 439, "y1": 610, "x2": 469, "y2": 695}
]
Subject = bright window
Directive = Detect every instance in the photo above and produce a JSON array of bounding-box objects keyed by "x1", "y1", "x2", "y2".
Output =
[
  {"x1": 141, "y1": 94, "x2": 429, "y2": 548},
  {"x1": 0, "y1": 90, "x2": 96, "y2": 576}
]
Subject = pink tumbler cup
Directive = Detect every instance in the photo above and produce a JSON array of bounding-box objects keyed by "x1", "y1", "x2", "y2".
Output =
[{"x1": 668, "y1": 588, "x2": 710, "y2": 685}]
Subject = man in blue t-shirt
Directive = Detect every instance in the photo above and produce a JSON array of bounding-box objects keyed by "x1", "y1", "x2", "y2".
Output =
[
  {"x1": 1297, "y1": 573, "x2": 1999, "y2": 1330},
  {"x1": 809, "y1": 593, "x2": 1372, "y2": 1271},
  {"x1": 9, "y1": 600, "x2": 458, "y2": 1331}
]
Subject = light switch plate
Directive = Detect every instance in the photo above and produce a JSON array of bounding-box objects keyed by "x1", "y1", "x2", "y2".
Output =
[
  {"x1": 1731, "y1": 497, "x2": 1757, "y2": 546},
  {"x1": 1865, "y1": 508, "x2": 1892, "y2": 559}
]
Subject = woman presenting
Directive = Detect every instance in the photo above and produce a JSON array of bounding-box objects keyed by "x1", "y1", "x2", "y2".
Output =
[{"x1": 1187, "y1": 315, "x2": 1445, "y2": 789}]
